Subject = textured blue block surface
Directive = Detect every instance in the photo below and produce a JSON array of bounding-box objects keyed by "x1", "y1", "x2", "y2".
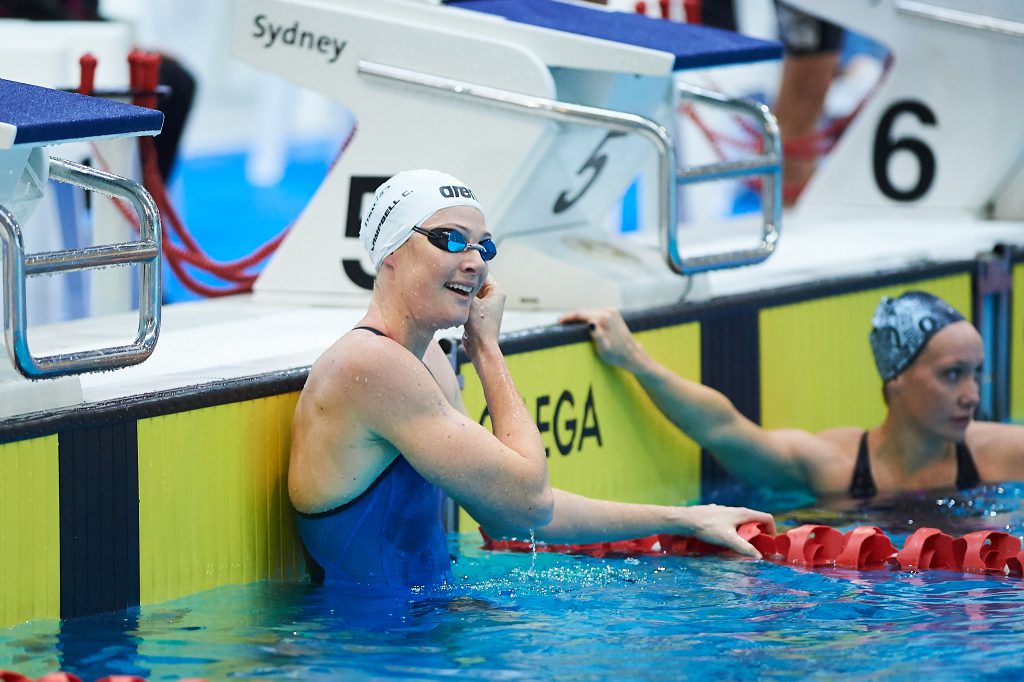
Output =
[
  {"x1": 0, "y1": 78, "x2": 163, "y2": 147},
  {"x1": 450, "y1": 0, "x2": 782, "y2": 70}
]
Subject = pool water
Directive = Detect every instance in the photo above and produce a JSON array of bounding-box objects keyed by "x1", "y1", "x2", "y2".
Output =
[{"x1": 4, "y1": 485, "x2": 1024, "y2": 681}]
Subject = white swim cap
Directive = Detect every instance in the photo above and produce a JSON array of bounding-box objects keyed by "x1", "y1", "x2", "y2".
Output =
[{"x1": 360, "y1": 169, "x2": 483, "y2": 271}]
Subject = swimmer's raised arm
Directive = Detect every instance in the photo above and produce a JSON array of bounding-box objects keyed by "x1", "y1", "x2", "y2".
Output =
[
  {"x1": 560, "y1": 308, "x2": 833, "y2": 490},
  {"x1": 330, "y1": 331, "x2": 552, "y2": 534},
  {"x1": 461, "y1": 278, "x2": 543, "y2": 468}
]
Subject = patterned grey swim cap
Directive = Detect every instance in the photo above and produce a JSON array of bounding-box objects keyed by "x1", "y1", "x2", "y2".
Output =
[{"x1": 869, "y1": 291, "x2": 965, "y2": 380}]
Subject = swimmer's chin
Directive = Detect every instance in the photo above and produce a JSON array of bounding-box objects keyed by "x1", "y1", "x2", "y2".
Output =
[
  {"x1": 438, "y1": 313, "x2": 471, "y2": 333},
  {"x1": 443, "y1": 319, "x2": 470, "y2": 333}
]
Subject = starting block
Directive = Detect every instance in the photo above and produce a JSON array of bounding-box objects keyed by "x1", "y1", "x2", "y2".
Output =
[
  {"x1": 232, "y1": 0, "x2": 783, "y2": 310},
  {"x1": 0, "y1": 77, "x2": 162, "y2": 415}
]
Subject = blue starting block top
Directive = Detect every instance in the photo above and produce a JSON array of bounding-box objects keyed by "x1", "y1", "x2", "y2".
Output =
[
  {"x1": 0, "y1": 78, "x2": 164, "y2": 150},
  {"x1": 449, "y1": 0, "x2": 782, "y2": 70}
]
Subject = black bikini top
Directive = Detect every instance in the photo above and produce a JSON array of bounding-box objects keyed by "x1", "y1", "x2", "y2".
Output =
[{"x1": 849, "y1": 431, "x2": 981, "y2": 499}]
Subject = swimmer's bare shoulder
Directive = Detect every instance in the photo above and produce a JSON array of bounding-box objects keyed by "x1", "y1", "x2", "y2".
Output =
[
  {"x1": 965, "y1": 420, "x2": 1024, "y2": 481},
  {"x1": 289, "y1": 331, "x2": 438, "y2": 511},
  {"x1": 764, "y1": 426, "x2": 859, "y2": 496}
]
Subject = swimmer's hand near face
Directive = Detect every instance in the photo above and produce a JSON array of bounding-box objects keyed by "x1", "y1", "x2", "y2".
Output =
[{"x1": 463, "y1": 276, "x2": 506, "y2": 360}]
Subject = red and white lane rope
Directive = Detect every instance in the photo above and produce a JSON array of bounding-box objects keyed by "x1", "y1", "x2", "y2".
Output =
[{"x1": 483, "y1": 523, "x2": 1024, "y2": 576}]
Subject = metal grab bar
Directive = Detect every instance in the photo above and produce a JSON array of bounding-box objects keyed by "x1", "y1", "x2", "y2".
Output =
[
  {"x1": 675, "y1": 82, "x2": 781, "y2": 273},
  {"x1": 357, "y1": 59, "x2": 781, "y2": 275},
  {"x1": 357, "y1": 59, "x2": 677, "y2": 268},
  {"x1": 0, "y1": 157, "x2": 161, "y2": 379},
  {"x1": 895, "y1": 1, "x2": 1024, "y2": 38}
]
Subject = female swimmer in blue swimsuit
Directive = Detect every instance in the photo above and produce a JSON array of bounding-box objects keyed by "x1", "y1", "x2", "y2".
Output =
[{"x1": 288, "y1": 169, "x2": 773, "y2": 589}]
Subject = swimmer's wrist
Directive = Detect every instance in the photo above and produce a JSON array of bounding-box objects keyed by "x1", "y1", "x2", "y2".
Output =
[
  {"x1": 626, "y1": 348, "x2": 660, "y2": 378},
  {"x1": 667, "y1": 506, "x2": 697, "y2": 535},
  {"x1": 468, "y1": 339, "x2": 504, "y2": 364}
]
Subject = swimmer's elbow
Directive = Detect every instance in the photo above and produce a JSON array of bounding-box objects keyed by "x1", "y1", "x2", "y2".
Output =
[
  {"x1": 531, "y1": 488, "x2": 555, "y2": 528},
  {"x1": 502, "y1": 488, "x2": 554, "y2": 535},
  {"x1": 513, "y1": 465, "x2": 554, "y2": 529}
]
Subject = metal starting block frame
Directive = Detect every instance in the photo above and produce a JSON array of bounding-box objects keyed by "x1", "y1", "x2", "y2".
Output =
[{"x1": 0, "y1": 77, "x2": 163, "y2": 378}]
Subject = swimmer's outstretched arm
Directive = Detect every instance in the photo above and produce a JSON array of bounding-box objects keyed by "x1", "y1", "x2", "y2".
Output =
[
  {"x1": 560, "y1": 309, "x2": 824, "y2": 491},
  {"x1": 526, "y1": 489, "x2": 775, "y2": 558}
]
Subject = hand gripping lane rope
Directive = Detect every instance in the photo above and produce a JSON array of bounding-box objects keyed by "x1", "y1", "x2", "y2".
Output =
[{"x1": 482, "y1": 524, "x2": 1024, "y2": 576}]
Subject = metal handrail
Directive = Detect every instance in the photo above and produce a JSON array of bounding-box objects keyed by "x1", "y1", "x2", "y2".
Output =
[
  {"x1": 357, "y1": 59, "x2": 781, "y2": 275},
  {"x1": 895, "y1": 1, "x2": 1024, "y2": 38},
  {"x1": 357, "y1": 59, "x2": 678, "y2": 269},
  {"x1": 0, "y1": 157, "x2": 161, "y2": 378},
  {"x1": 676, "y1": 82, "x2": 781, "y2": 272}
]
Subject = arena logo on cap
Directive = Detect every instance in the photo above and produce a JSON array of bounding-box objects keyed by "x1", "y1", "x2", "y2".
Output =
[{"x1": 439, "y1": 185, "x2": 477, "y2": 201}]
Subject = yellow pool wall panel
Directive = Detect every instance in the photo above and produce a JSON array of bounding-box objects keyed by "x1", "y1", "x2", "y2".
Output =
[
  {"x1": 137, "y1": 392, "x2": 305, "y2": 605},
  {"x1": 759, "y1": 274, "x2": 972, "y2": 432},
  {"x1": 0, "y1": 436, "x2": 60, "y2": 627},
  {"x1": 459, "y1": 323, "x2": 702, "y2": 531}
]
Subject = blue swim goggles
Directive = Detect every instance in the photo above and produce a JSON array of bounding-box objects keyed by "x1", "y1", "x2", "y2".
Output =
[{"x1": 411, "y1": 226, "x2": 497, "y2": 262}]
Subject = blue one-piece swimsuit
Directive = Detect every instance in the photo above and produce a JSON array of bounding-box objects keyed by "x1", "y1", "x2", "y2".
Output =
[{"x1": 294, "y1": 327, "x2": 452, "y2": 589}]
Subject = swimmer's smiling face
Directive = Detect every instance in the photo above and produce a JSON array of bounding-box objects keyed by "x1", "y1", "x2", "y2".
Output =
[{"x1": 387, "y1": 205, "x2": 489, "y2": 328}]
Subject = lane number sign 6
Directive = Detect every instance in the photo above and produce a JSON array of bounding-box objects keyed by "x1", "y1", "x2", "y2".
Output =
[{"x1": 872, "y1": 100, "x2": 937, "y2": 202}]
